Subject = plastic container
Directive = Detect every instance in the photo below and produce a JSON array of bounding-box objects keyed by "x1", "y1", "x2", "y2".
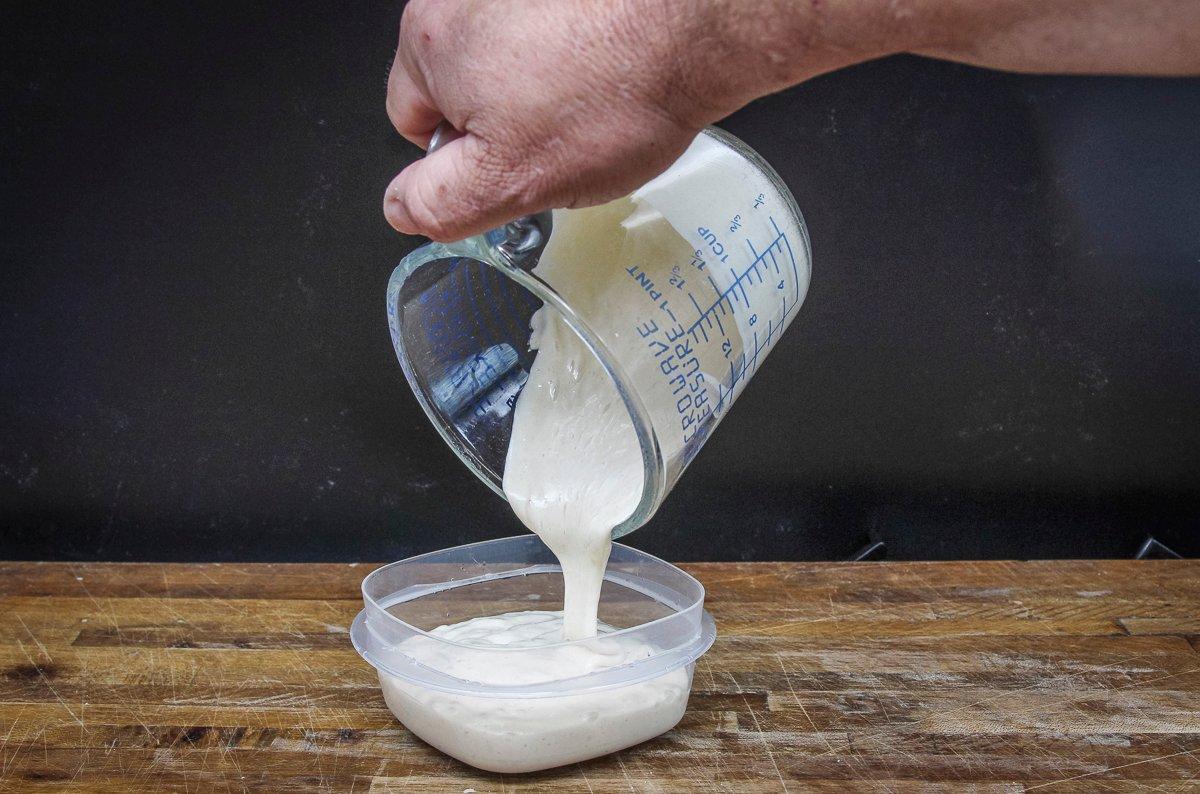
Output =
[
  {"x1": 350, "y1": 535, "x2": 716, "y2": 773},
  {"x1": 387, "y1": 127, "x2": 811, "y2": 539}
]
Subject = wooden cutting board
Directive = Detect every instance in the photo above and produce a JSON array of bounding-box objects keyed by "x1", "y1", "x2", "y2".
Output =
[{"x1": 0, "y1": 559, "x2": 1196, "y2": 791}]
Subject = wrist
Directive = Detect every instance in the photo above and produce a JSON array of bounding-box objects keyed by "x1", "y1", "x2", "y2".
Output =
[{"x1": 643, "y1": 0, "x2": 918, "y2": 126}]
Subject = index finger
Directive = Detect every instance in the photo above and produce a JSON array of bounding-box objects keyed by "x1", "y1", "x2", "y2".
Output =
[{"x1": 385, "y1": 40, "x2": 442, "y2": 148}]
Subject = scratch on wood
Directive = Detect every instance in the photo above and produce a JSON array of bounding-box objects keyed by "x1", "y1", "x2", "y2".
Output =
[
  {"x1": 775, "y1": 652, "x2": 837, "y2": 755},
  {"x1": 575, "y1": 762, "x2": 597, "y2": 793},
  {"x1": 723, "y1": 671, "x2": 790, "y2": 792},
  {"x1": 67, "y1": 564, "x2": 128, "y2": 645},
  {"x1": 1024, "y1": 746, "x2": 1200, "y2": 790},
  {"x1": 13, "y1": 618, "x2": 86, "y2": 732},
  {"x1": 0, "y1": 559, "x2": 1194, "y2": 789},
  {"x1": 613, "y1": 751, "x2": 637, "y2": 792}
]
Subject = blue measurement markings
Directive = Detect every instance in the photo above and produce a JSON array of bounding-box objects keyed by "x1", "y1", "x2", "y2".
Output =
[
  {"x1": 627, "y1": 216, "x2": 801, "y2": 446},
  {"x1": 702, "y1": 217, "x2": 802, "y2": 414},
  {"x1": 684, "y1": 217, "x2": 792, "y2": 346},
  {"x1": 712, "y1": 289, "x2": 801, "y2": 414},
  {"x1": 625, "y1": 265, "x2": 678, "y2": 322}
]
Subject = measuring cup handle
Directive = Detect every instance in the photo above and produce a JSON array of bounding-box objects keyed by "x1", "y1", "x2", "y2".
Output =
[
  {"x1": 427, "y1": 120, "x2": 463, "y2": 154},
  {"x1": 423, "y1": 122, "x2": 553, "y2": 268},
  {"x1": 487, "y1": 212, "x2": 552, "y2": 269}
]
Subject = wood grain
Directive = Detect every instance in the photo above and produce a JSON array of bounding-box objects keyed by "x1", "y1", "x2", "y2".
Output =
[{"x1": 0, "y1": 559, "x2": 1196, "y2": 792}]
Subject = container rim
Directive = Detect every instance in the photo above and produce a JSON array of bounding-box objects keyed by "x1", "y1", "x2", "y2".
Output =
[{"x1": 350, "y1": 535, "x2": 716, "y2": 697}]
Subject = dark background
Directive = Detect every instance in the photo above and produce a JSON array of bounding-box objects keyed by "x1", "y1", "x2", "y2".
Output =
[{"x1": 2, "y1": 2, "x2": 1198, "y2": 563}]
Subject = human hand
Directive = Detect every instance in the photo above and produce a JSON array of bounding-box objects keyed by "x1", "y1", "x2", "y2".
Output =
[
  {"x1": 382, "y1": 0, "x2": 907, "y2": 242},
  {"x1": 383, "y1": 0, "x2": 721, "y2": 242},
  {"x1": 383, "y1": 0, "x2": 1198, "y2": 243}
]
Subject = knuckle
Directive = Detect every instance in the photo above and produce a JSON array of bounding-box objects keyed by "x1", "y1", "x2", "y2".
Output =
[
  {"x1": 399, "y1": 0, "x2": 440, "y2": 59},
  {"x1": 398, "y1": 0, "x2": 428, "y2": 34}
]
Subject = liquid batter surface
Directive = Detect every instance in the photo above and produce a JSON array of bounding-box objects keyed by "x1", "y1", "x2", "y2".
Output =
[
  {"x1": 398, "y1": 133, "x2": 771, "y2": 770},
  {"x1": 402, "y1": 610, "x2": 659, "y2": 682},
  {"x1": 501, "y1": 207, "x2": 653, "y2": 640},
  {"x1": 500, "y1": 133, "x2": 775, "y2": 643},
  {"x1": 379, "y1": 610, "x2": 690, "y2": 773}
]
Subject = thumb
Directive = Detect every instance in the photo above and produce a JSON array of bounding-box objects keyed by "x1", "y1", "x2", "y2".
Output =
[{"x1": 383, "y1": 135, "x2": 532, "y2": 242}]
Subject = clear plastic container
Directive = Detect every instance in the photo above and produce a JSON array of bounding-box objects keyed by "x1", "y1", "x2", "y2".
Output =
[{"x1": 350, "y1": 535, "x2": 716, "y2": 773}]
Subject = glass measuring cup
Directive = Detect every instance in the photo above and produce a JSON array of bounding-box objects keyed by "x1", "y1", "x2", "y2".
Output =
[{"x1": 387, "y1": 126, "x2": 811, "y2": 538}]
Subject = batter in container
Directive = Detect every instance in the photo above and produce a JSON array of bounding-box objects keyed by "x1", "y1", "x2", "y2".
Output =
[
  {"x1": 379, "y1": 612, "x2": 690, "y2": 773},
  {"x1": 381, "y1": 138, "x2": 750, "y2": 771}
]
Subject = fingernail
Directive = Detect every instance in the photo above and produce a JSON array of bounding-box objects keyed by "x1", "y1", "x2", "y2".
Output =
[{"x1": 383, "y1": 185, "x2": 415, "y2": 234}]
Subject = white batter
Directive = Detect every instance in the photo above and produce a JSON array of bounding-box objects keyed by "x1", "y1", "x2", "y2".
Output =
[
  {"x1": 382, "y1": 197, "x2": 689, "y2": 773},
  {"x1": 382, "y1": 134, "x2": 772, "y2": 772},
  {"x1": 501, "y1": 132, "x2": 778, "y2": 642},
  {"x1": 501, "y1": 201, "x2": 655, "y2": 640},
  {"x1": 378, "y1": 611, "x2": 690, "y2": 774},
  {"x1": 380, "y1": 197, "x2": 683, "y2": 773}
]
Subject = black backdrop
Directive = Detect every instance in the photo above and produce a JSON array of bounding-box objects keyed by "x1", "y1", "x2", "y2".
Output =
[{"x1": 2, "y1": 2, "x2": 1198, "y2": 562}]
